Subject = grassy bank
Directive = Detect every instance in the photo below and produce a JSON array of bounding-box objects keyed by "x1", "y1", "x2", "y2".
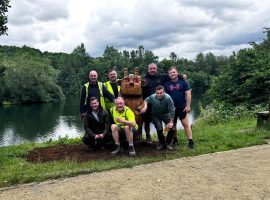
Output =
[{"x1": 0, "y1": 118, "x2": 269, "y2": 188}]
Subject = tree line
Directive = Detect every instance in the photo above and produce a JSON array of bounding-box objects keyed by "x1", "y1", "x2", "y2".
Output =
[{"x1": 0, "y1": 28, "x2": 269, "y2": 107}]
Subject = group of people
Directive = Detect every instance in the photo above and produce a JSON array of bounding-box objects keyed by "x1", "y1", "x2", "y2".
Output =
[{"x1": 79, "y1": 63, "x2": 194, "y2": 156}]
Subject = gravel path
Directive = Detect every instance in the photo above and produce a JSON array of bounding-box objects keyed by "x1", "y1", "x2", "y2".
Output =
[{"x1": 1, "y1": 144, "x2": 270, "y2": 200}]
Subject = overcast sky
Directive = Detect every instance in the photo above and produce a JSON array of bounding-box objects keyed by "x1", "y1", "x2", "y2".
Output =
[{"x1": 1, "y1": 0, "x2": 270, "y2": 59}]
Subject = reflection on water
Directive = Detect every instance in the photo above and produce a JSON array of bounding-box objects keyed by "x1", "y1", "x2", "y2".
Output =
[
  {"x1": 35, "y1": 116, "x2": 84, "y2": 143},
  {"x1": 0, "y1": 95, "x2": 201, "y2": 146},
  {"x1": 0, "y1": 97, "x2": 84, "y2": 146}
]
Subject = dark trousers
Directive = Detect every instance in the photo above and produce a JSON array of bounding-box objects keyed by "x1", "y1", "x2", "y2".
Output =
[
  {"x1": 82, "y1": 132, "x2": 114, "y2": 149},
  {"x1": 151, "y1": 113, "x2": 174, "y2": 145}
]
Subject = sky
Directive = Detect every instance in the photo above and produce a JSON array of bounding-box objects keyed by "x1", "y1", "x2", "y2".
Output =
[{"x1": 1, "y1": 0, "x2": 270, "y2": 59}]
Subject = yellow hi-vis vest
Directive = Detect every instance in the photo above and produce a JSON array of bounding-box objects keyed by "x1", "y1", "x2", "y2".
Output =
[
  {"x1": 103, "y1": 81, "x2": 120, "y2": 110},
  {"x1": 84, "y1": 82, "x2": 105, "y2": 109}
]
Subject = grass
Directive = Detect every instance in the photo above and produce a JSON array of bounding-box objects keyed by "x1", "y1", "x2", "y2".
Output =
[{"x1": 0, "y1": 118, "x2": 269, "y2": 188}]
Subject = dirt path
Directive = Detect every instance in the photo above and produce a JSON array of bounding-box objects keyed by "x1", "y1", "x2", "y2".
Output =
[{"x1": 1, "y1": 144, "x2": 270, "y2": 200}]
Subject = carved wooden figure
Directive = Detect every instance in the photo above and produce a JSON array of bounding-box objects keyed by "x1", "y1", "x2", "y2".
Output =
[{"x1": 119, "y1": 67, "x2": 145, "y2": 140}]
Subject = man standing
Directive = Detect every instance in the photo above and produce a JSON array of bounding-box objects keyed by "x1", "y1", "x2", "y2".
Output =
[
  {"x1": 164, "y1": 67, "x2": 194, "y2": 149},
  {"x1": 80, "y1": 70, "x2": 115, "y2": 118},
  {"x1": 142, "y1": 63, "x2": 169, "y2": 143},
  {"x1": 103, "y1": 69, "x2": 121, "y2": 110},
  {"x1": 110, "y1": 97, "x2": 137, "y2": 156},
  {"x1": 140, "y1": 86, "x2": 175, "y2": 150},
  {"x1": 83, "y1": 97, "x2": 113, "y2": 150}
]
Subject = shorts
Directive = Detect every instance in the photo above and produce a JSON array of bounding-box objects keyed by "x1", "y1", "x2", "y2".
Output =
[
  {"x1": 173, "y1": 107, "x2": 187, "y2": 124},
  {"x1": 117, "y1": 124, "x2": 137, "y2": 136}
]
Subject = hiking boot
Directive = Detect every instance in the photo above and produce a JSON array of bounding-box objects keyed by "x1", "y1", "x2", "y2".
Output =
[
  {"x1": 111, "y1": 144, "x2": 121, "y2": 155},
  {"x1": 166, "y1": 144, "x2": 174, "y2": 151},
  {"x1": 128, "y1": 145, "x2": 136, "y2": 156},
  {"x1": 188, "y1": 141, "x2": 194, "y2": 149},
  {"x1": 156, "y1": 143, "x2": 165, "y2": 150}
]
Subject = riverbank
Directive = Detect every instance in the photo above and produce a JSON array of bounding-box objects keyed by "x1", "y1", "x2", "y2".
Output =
[{"x1": 0, "y1": 118, "x2": 269, "y2": 188}]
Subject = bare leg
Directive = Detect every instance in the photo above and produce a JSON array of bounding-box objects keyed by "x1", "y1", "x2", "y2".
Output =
[
  {"x1": 180, "y1": 116, "x2": 192, "y2": 139},
  {"x1": 111, "y1": 124, "x2": 120, "y2": 144},
  {"x1": 124, "y1": 126, "x2": 133, "y2": 145}
]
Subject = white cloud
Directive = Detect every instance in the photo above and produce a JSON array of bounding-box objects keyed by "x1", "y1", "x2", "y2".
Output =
[{"x1": 1, "y1": 0, "x2": 270, "y2": 59}]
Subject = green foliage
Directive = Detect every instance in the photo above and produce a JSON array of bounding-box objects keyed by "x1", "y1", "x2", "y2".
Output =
[
  {"x1": 0, "y1": 0, "x2": 10, "y2": 36},
  {"x1": 0, "y1": 47, "x2": 65, "y2": 104},
  {"x1": 196, "y1": 102, "x2": 267, "y2": 125},
  {"x1": 0, "y1": 65, "x2": 6, "y2": 76},
  {"x1": 45, "y1": 135, "x2": 82, "y2": 145},
  {"x1": 208, "y1": 28, "x2": 270, "y2": 106}
]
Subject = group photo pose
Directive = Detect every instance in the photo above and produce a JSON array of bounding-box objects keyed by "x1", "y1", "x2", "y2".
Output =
[{"x1": 79, "y1": 63, "x2": 195, "y2": 156}]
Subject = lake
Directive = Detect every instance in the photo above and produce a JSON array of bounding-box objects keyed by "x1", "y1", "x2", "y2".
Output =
[{"x1": 0, "y1": 96, "x2": 201, "y2": 146}]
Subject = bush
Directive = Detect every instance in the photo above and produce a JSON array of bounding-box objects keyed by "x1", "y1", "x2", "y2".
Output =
[{"x1": 196, "y1": 102, "x2": 267, "y2": 125}]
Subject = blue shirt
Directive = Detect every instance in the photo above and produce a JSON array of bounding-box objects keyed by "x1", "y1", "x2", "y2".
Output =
[{"x1": 164, "y1": 79, "x2": 191, "y2": 108}]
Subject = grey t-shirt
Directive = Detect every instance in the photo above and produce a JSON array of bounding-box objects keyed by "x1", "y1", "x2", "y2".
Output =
[{"x1": 145, "y1": 93, "x2": 175, "y2": 118}]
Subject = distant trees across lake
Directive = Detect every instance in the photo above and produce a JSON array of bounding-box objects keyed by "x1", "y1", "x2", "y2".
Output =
[{"x1": 0, "y1": 28, "x2": 269, "y2": 108}]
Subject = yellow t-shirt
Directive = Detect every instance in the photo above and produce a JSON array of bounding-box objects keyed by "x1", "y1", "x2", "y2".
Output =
[{"x1": 110, "y1": 106, "x2": 138, "y2": 129}]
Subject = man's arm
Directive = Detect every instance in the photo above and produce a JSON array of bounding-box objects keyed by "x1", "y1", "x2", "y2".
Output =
[
  {"x1": 184, "y1": 90, "x2": 191, "y2": 113},
  {"x1": 102, "y1": 110, "x2": 112, "y2": 136},
  {"x1": 116, "y1": 109, "x2": 136, "y2": 128},
  {"x1": 102, "y1": 85, "x2": 115, "y2": 102},
  {"x1": 116, "y1": 118, "x2": 136, "y2": 127},
  {"x1": 140, "y1": 100, "x2": 148, "y2": 114},
  {"x1": 167, "y1": 95, "x2": 175, "y2": 119},
  {"x1": 83, "y1": 115, "x2": 95, "y2": 138},
  {"x1": 166, "y1": 96, "x2": 175, "y2": 129}
]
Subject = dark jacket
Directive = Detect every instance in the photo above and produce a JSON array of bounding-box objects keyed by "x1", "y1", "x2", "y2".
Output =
[
  {"x1": 142, "y1": 73, "x2": 169, "y2": 99},
  {"x1": 83, "y1": 107, "x2": 111, "y2": 138},
  {"x1": 80, "y1": 82, "x2": 115, "y2": 114}
]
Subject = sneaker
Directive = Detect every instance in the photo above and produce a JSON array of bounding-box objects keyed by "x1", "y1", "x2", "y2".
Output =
[
  {"x1": 156, "y1": 143, "x2": 165, "y2": 150},
  {"x1": 188, "y1": 141, "x2": 194, "y2": 149},
  {"x1": 128, "y1": 145, "x2": 136, "y2": 156},
  {"x1": 111, "y1": 144, "x2": 121, "y2": 155},
  {"x1": 166, "y1": 144, "x2": 174, "y2": 151}
]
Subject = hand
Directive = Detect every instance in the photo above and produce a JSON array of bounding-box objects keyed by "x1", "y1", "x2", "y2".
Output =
[
  {"x1": 116, "y1": 117, "x2": 124, "y2": 123},
  {"x1": 140, "y1": 107, "x2": 146, "y2": 114},
  {"x1": 95, "y1": 134, "x2": 104, "y2": 139},
  {"x1": 183, "y1": 106, "x2": 191, "y2": 113},
  {"x1": 99, "y1": 134, "x2": 104, "y2": 139},
  {"x1": 166, "y1": 122, "x2": 173, "y2": 129}
]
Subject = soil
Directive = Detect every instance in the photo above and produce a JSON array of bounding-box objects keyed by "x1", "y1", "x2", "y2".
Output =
[
  {"x1": 1, "y1": 144, "x2": 270, "y2": 200},
  {"x1": 26, "y1": 141, "x2": 169, "y2": 163}
]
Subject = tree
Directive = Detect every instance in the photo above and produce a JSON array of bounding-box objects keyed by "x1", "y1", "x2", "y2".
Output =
[
  {"x1": 0, "y1": 0, "x2": 11, "y2": 36},
  {"x1": 169, "y1": 52, "x2": 177, "y2": 61},
  {"x1": 208, "y1": 48, "x2": 270, "y2": 105},
  {"x1": 72, "y1": 43, "x2": 89, "y2": 58}
]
